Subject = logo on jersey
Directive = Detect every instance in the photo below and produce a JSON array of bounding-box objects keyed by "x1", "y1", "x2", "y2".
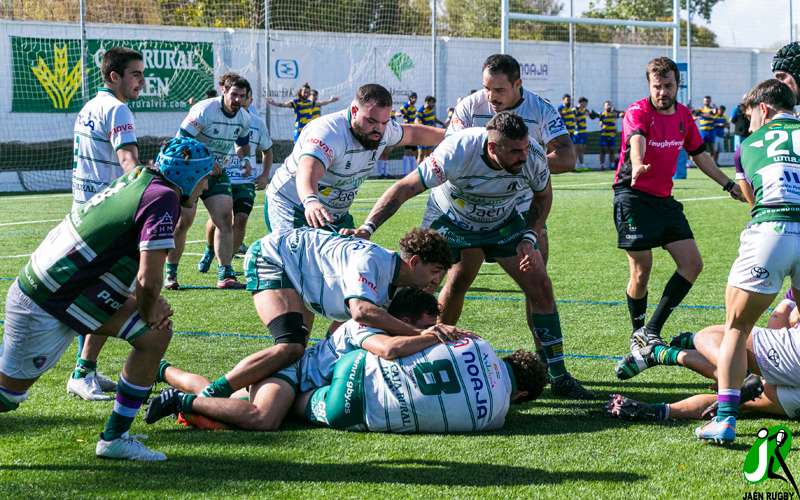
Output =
[
  {"x1": 275, "y1": 59, "x2": 299, "y2": 79},
  {"x1": 108, "y1": 123, "x2": 134, "y2": 139},
  {"x1": 30, "y1": 43, "x2": 82, "y2": 110},
  {"x1": 388, "y1": 52, "x2": 414, "y2": 81},
  {"x1": 305, "y1": 137, "x2": 334, "y2": 162},
  {"x1": 356, "y1": 275, "x2": 378, "y2": 293},
  {"x1": 751, "y1": 266, "x2": 770, "y2": 279},
  {"x1": 428, "y1": 157, "x2": 446, "y2": 184},
  {"x1": 768, "y1": 348, "x2": 780, "y2": 368},
  {"x1": 32, "y1": 355, "x2": 47, "y2": 369},
  {"x1": 149, "y1": 212, "x2": 175, "y2": 238},
  {"x1": 743, "y1": 425, "x2": 800, "y2": 497}
]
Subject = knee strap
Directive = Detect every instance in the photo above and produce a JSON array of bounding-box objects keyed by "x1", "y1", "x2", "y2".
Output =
[{"x1": 268, "y1": 312, "x2": 308, "y2": 345}]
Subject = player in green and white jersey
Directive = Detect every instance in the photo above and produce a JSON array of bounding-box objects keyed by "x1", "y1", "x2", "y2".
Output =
[
  {"x1": 697, "y1": 80, "x2": 800, "y2": 444},
  {"x1": 69, "y1": 47, "x2": 145, "y2": 401},
  {"x1": 0, "y1": 137, "x2": 214, "y2": 460},
  {"x1": 351, "y1": 112, "x2": 594, "y2": 400},
  {"x1": 265, "y1": 84, "x2": 444, "y2": 234},
  {"x1": 146, "y1": 288, "x2": 546, "y2": 432},
  {"x1": 197, "y1": 89, "x2": 273, "y2": 272},
  {"x1": 165, "y1": 75, "x2": 252, "y2": 290}
]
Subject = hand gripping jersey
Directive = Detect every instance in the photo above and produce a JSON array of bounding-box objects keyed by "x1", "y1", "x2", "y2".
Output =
[
  {"x1": 178, "y1": 97, "x2": 251, "y2": 171},
  {"x1": 417, "y1": 128, "x2": 550, "y2": 231},
  {"x1": 17, "y1": 167, "x2": 179, "y2": 336},
  {"x1": 230, "y1": 106, "x2": 273, "y2": 185},
  {"x1": 256, "y1": 228, "x2": 400, "y2": 321},
  {"x1": 72, "y1": 89, "x2": 138, "y2": 204},
  {"x1": 739, "y1": 115, "x2": 800, "y2": 224},
  {"x1": 358, "y1": 336, "x2": 513, "y2": 433},
  {"x1": 447, "y1": 89, "x2": 568, "y2": 147},
  {"x1": 267, "y1": 109, "x2": 404, "y2": 223},
  {"x1": 615, "y1": 98, "x2": 704, "y2": 197}
]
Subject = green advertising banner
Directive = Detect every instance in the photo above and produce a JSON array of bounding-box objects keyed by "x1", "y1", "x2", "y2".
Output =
[{"x1": 12, "y1": 36, "x2": 214, "y2": 113}]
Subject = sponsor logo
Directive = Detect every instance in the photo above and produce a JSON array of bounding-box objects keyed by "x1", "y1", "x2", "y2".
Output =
[
  {"x1": 149, "y1": 212, "x2": 175, "y2": 238},
  {"x1": 306, "y1": 137, "x2": 335, "y2": 162},
  {"x1": 743, "y1": 425, "x2": 799, "y2": 498},
  {"x1": 108, "y1": 123, "x2": 134, "y2": 138},
  {"x1": 343, "y1": 351, "x2": 365, "y2": 415},
  {"x1": 647, "y1": 138, "x2": 684, "y2": 149},
  {"x1": 357, "y1": 274, "x2": 378, "y2": 293},
  {"x1": 30, "y1": 43, "x2": 82, "y2": 110},
  {"x1": 32, "y1": 356, "x2": 47, "y2": 369},
  {"x1": 428, "y1": 156, "x2": 446, "y2": 184},
  {"x1": 388, "y1": 52, "x2": 414, "y2": 81},
  {"x1": 520, "y1": 62, "x2": 548, "y2": 79},
  {"x1": 768, "y1": 348, "x2": 780, "y2": 368},
  {"x1": 751, "y1": 267, "x2": 771, "y2": 280},
  {"x1": 450, "y1": 117, "x2": 465, "y2": 128},
  {"x1": 275, "y1": 59, "x2": 299, "y2": 79},
  {"x1": 462, "y1": 349, "x2": 489, "y2": 419},
  {"x1": 97, "y1": 290, "x2": 123, "y2": 310}
]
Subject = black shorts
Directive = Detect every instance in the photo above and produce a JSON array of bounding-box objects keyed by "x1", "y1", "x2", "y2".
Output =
[{"x1": 613, "y1": 188, "x2": 694, "y2": 251}]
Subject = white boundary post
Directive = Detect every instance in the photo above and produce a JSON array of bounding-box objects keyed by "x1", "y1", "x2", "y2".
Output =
[{"x1": 500, "y1": 0, "x2": 509, "y2": 53}]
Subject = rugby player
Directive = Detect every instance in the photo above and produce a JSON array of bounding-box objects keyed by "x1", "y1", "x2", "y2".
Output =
[
  {"x1": 416, "y1": 95, "x2": 443, "y2": 164},
  {"x1": 350, "y1": 112, "x2": 594, "y2": 399},
  {"x1": 158, "y1": 227, "x2": 461, "y2": 410},
  {"x1": 596, "y1": 101, "x2": 624, "y2": 171},
  {"x1": 693, "y1": 95, "x2": 717, "y2": 159},
  {"x1": 0, "y1": 137, "x2": 214, "y2": 460},
  {"x1": 146, "y1": 288, "x2": 547, "y2": 433},
  {"x1": 198, "y1": 87, "x2": 273, "y2": 269},
  {"x1": 772, "y1": 42, "x2": 800, "y2": 99},
  {"x1": 165, "y1": 76, "x2": 252, "y2": 290},
  {"x1": 573, "y1": 97, "x2": 590, "y2": 168},
  {"x1": 696, "y1": 79, "x2": 800, "y2": 443},
  {"x1": 267, "y1": 83, "x2": 339, "y2": 142},
  {"x1": 398, "y1": 92, "x2": 419, "y2": 175},
  {"x1": 69, "y1": 47, "x2": 145, "y2": 401},
  {"x1": 614, "y1": 57, "x2": 743, "y2": 353},
  {"x1": 265, "y1": 84, "x2": 443, "y2": 234}
]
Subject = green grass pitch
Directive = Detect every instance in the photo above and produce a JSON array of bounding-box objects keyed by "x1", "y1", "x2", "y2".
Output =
[{"x1": 0, "y1": 170, "x2": 794, "y2": 498}]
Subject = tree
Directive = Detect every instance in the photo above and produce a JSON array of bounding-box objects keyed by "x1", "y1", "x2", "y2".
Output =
[{"x1": 441, "y1": 0, "x2": 564, "y2": 39}]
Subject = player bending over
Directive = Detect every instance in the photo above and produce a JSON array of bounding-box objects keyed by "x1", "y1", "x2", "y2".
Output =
[{"x1": 0, "y1": 138, "x2": 213, "y2": 460}]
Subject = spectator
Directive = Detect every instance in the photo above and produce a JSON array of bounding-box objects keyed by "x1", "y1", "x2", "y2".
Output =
[{"x1": 730, "y1": 102, "x2": 751, "y2": 150}]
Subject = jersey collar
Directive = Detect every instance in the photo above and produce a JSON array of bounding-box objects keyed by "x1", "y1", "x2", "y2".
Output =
[
  {"x1": 219, "y1": 97, "x2": 238, "y2": 119},
  {"x1": 503, "y1": 360, "x2": 518, "y2": 393},
  {"x1": 506, "y1": 87, "x2": 525, "y2": 111},
  {"x1": 774, "y1": 112, "x2": 799, "y2": 121}
]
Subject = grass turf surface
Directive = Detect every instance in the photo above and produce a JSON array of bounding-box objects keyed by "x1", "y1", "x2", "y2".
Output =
[{"x1": 0, "y1": 170, "x2": 796, "y2": 498}]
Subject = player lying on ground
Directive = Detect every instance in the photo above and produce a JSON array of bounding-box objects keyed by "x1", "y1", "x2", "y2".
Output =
[
  {"x1": 348, "y1": 112, "x2": 593, "y2": 399},
  {"x1": 0, "y1": 137, "x2": 214, "y2": 461},
  {"x1": 146, "y1": 288, "x2": 547, "y2": 432},
  {"x1": 166, "y1": 227, "x2": 464, "y2": 410},
  {"x1": 607, "y1": 321, "x2": 800, "y2": 422}
]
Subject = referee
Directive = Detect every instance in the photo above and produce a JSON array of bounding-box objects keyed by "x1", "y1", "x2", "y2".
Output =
[{"x1": 613, "y1": 57, "x2": 744, "y2": 352}]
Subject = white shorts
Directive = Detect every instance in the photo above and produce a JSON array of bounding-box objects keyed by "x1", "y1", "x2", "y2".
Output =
[
  {"x1": 1, "y1": 280, "x2": 76, "y2": 380},
  {"x1": 727, "y1": 222, "x2": 800, "y2": 294},
  {"x1": 752, "y1": 325, "x2": 800, "y2": 418}
]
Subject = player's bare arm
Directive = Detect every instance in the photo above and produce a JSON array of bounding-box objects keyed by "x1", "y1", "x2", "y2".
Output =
[
  {"x1": 359, "y1": 171, "x2": 426, "y2": 235},
  {"x1": 628, "y1": 135, "x2": 650, "y2": 184},
  {"x1": 254, "y1": 148, "x2": 273, "y2": 190},
  {"x1": 137, "y1": 249, "x2": 172, "y2": 328},
  {"x1": 399, "y1": 124, "x2": 445, "y2": 147},
  {"x1": 546, "y1": 134, "x2": 576, "y2": 174},
  {"x1": 692, "y1": 152, "x2": 744, "y2": 202},
  {"x1": 295, "y1": 155, "x2": 333, "y2": 227},
  {"x1": 116, "y1": 144, "x2": 140, "y2": 173}
]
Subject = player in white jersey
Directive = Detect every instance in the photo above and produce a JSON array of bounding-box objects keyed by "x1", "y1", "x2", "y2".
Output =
[
  {"x1": 165, "y1": 75, "x2": 252, "y2": 290},
  {"x1": 265, "y1": 84, "x2": 444, "y2": 234},
  {"x1": 442, "y1": 55, "x2": 576, "y2": 365},
  {"x1": 197, "y1": 88, "x2": 273, "y2": 272},
  {"x1": 148, "y1": 227, "x2": 461, "y2": 419},
  {"x1": 68, "y1": 47, "x2": 145, "y2": 402},
  {"x1": 353, "y1": 112, "x2": 594, "y2": 400},
  {"x1": 146, "y1": 288, "x2": 546, "y2": 432}
]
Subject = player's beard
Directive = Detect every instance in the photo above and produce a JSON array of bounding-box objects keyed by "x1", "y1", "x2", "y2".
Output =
[
  {"x1": 653, "y1": 95, "x2": 675, "y2": 111},
  {"x1": 351, "y1": 124, "x2": 383, "y2": 150}
]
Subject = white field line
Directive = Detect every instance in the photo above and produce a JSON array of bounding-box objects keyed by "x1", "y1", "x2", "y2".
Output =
[
  {"x1": 0, "y1": 218, "x2": 62, "y2": 227},
  {"x1": 677, "y1": 195, "x2": 729, "y2": 202}
]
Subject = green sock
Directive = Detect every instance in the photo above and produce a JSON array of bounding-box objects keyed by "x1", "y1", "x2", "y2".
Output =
[
  {"x1": 669, "y1": 331, "x2": 695, "y2": 349},
  {"x1": 72, "y1": 358, "x2": 97, "y2": 379},
  {"x1": 201, "y1": 376, "x2": 233, "y2": 398},
  {"x1": 653, "y1": 345, "x2": 682, "y2": 365},
  {"x1": 166, "y1": 262, "x2": 178, "y2": 278},
  {"x1": 180, "y1": 393, "x2": 197, "y2": 413},
  {"x1": 100, "y1": 376, "x2": 151, "y2": 441},
  {"x1": 156, "y1": 360, "x2": 171, "y2": 384},
  {"x1": 203, "y1": 245, "x2": 214, "y2": 258},
  {"x1": 217, "y1": 265, "x2": 235, "y2": 280},
  {"x1": 532, "y1": 311, "x2": 567, "y2": 379}
]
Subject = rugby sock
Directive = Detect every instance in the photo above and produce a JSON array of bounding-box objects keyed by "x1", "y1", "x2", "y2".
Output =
[
  {"x1": 626, "y1": 293, "x2": 648, "y2": 331},
  {"x1": 71, "y1": 357, "x2": 97, "y2": 379},
  {"x1": 180, "y1": 393, "x2": 197, "y2": 413},
  {"x1": 201, "y1": 376, "x2": 233, "y2": 398},
  {"x1": 645, "y1": 272, "x2": 693, "y2": 335},
  {"x1": 655, "y1": 403, "x2": 670, "y2": 421},
  {"x1": 156, "y1": 360, "x2": 171, "y2": 384},
  {"x1": 101, "y1": 376, "x2": 151, "y2": 441},
  {"x1": 532, "y1": 311, "x2": 567, "y2": 379},
  {"x1": 669, "y1": 331, "x2": 695, "y2": 349},
  {"x1": 202, "y1": 245, "x2": 215, "y2": 259},
  {"x1": 652, "y1": 345, "x2": 682, "y2": 366},
  {"x1": 75, "y1": 335, "x2": 86, "y2": 362},
  {"x1": 716, "y1": 388, "x2": 740, "y2": 419},
  {"x1": 165, "y1": 262, "x2": 179, "y2": 278},
  {"x1": 217, "y1": 265, "x2": 236, "y2": 280}
]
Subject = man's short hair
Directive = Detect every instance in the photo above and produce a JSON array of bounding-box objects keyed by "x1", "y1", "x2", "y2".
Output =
[
  {"x1": 205, "y1": 89, "x2": 218, "y2": 99},
  {"x1": 503, "y1": 350, "x2": 548, "y2": 404},
  {"x1": 646, "y1": 57, "x2": 680, "y2": 85},
  {"x1": 425, "y1": 95, "x2": 436, "y2": 104},
  {"x1": 224, "y1": 76, "x2": 251, "y2": 94},
  {"x1": 409, "y1": 92, "x2": 418, "y2": 99},
  {"x1": 388, "y1": 287, "x2": 439, "y2": 320},
  {"x1": 355, "y1": 84, "x2": 393, "y2": 108},
  {"x1": 486, "y1": 112, "x2": 529, "y2": 142},
  {"x1": 578, "y1": 97, "x2": 588, "y2": 103},
  {"x1": 704, "y1": 95, "x2": 711, "y2": 100},
  {"x1": 563, "y1": 93, "x2": 571, "y2": 99},
  {"x1": 101, "y1": 47, "x2": 143, "y2": 83},
  {"x1": 218, "y1": 71, "x2": 242, "y2": 89},
  {"x1": 482, "y1": 54, "x2": 521, "y2": 83},
  {"x1": 399, "y1": 228, "x2": 452, "y2": 270},
  {"x1": 742, "y1": 79, "x2": 797, "y2": 113}
]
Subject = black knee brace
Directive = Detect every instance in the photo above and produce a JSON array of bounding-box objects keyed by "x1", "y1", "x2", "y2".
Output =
[{"x1": 267, "y1": 312, "x2": 308, "y2": 345}]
